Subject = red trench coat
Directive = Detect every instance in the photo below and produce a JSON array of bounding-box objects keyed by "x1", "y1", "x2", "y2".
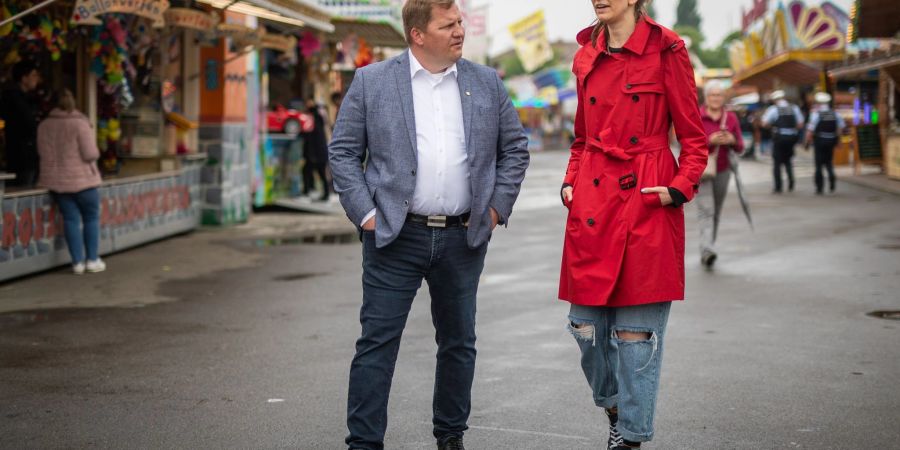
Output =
[{"x1": 559, "y1": 17, "x2": 708, "y2": 307}]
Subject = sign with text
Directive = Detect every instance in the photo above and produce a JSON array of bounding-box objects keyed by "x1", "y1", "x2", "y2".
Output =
[
  {"x1": 71, "y1": 0, "x2": 170, "y2": 27},
  {"x1": 164, "y1": 8, "x2": 219, "y2": 31},
  {"x1": 508, "y1": 10, "x2": 554, "y2": 74}
]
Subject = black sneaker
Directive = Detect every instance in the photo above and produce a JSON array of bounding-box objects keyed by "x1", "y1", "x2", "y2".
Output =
[
  {"x1": 437, "y1": 436, "x2": 464, "y2": 450},
  {"x1": 606, "y1": 409, "x2": 624, "y2": 449},
  {"x1": 701, "y1": 250, "x2": 718, "y2": 269}
]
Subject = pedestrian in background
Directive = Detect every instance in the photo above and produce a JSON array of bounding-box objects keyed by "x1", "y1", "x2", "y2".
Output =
[
  {"x1": 805, "y1": 92, "x2": 846, "y2": 195},
  {"x1": 761, "y1": 90, "x2": 804, "y2": 193},
  {"x1": 697, "y1": 80, "x2": 744, "y2": 269},
  {"x1": 558, "y1": 0, "x2": 707, "y2": 448},
  {"x1": 329, "y1": 0, "x2": 529, "y2": 448},
  {"x1": 37, "y1": 89, "x2": 105, "y2": 275},
  {"x1": 301, "y1": 98, "x2": 329, "y2": 202},
  {"x1": 0, "y1": 59, "x2": 42, "y2": 187}
]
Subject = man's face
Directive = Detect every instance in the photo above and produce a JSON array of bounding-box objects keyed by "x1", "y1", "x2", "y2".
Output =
[
  {"x1": 417, "y1": 4, "x2": 465, "y2": 68},
  {"x1": 21, "y1": 69, "x2": 41, "y2": 92}
]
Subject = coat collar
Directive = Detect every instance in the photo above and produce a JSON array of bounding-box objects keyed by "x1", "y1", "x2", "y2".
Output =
[{"x1": 575, "y1": 15, "x2": 655, "y2": 56}]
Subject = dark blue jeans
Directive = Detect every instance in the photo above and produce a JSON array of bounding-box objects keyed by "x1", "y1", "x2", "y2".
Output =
[
  {"x1": 346, "y1": 222, "x2": 488, "y2": 450},
  {"x1": 53, "y1": 188, "x2": 101, "y2": 264}
]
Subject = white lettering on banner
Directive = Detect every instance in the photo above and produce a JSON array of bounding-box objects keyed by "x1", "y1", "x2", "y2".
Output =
[{"x1": 71, "y1": 0, "x2": 170, "y2": 27}]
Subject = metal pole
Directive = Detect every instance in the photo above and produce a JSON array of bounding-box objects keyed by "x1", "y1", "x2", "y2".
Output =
[{"x1": 0, "y1": 0, "x2": 59, "y2": 29}]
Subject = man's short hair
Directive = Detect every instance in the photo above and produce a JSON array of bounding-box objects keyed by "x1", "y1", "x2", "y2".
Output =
[
  {"x1": 402, "y1": 0, "x2": 456, "y2": 44},
  {"x1": 12, "y1": 59, "x2": 38, "y2": 83}
]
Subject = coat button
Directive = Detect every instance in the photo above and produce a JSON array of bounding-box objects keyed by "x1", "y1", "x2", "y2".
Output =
[
  {"x1": 593, "y1": 178, "x2": 600, "y2": 186},
  {"x1": 403, "y1": 200, "x2": 409, "y2": 206},
  {"x1": 632, "y1": 94, "x2": 639, "y2": 102},
  {"x1": 589, "y1": 96, "x2": 596, "y2": 105},
  {"x1": 630, "y1": 136, "x2": 639, "y2": 145},
  {"x1": 625, "y1": 84, "x2": 632, "y2": 90},
  {"x1": 587, "y1": 218, "x2": 595, "y2": 226},
  {"x1": 411, "y1": 169, "x2": 416, "y2": 176}
]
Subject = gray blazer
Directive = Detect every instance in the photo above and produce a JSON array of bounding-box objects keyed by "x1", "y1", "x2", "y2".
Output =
[{"x1": 329, "y1": 52, "x2": 529, "y2": 249}]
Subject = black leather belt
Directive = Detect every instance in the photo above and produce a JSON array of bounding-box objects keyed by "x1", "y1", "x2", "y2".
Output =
[{"x1": 407, "y1": 212, "x2": 470, "y2": 228}]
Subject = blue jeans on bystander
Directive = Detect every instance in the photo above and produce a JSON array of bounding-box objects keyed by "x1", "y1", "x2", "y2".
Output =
[{"x1": 53, "y1": 188, "x2": 101, "y2": 264}]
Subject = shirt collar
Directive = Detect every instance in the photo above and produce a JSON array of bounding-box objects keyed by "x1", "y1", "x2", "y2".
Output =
[
  {"x1": 408, "y1": 49, "x2": 458, "y2": 80},
  {"x1": 589, "y1": 16, "x2": 652, "y2": 55}
]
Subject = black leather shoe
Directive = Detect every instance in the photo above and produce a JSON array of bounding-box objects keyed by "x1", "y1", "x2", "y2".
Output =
[{"x1": 437, "y1": 436, "x2": 465, "y2": 450}]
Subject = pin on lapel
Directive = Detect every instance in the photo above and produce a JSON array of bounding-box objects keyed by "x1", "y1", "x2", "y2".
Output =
[{"x1": 465, "y1": 91, "x2": 471, "y2": 96}]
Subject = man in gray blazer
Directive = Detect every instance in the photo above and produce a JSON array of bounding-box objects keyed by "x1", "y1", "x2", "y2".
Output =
[{"x1": 329, "y1": 1, "x2": 529, "y2": 448}]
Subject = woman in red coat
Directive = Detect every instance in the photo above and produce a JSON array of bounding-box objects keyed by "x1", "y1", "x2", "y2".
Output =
[{"x1": 559, "y1": 1, "x2": 707, "y2": 448}]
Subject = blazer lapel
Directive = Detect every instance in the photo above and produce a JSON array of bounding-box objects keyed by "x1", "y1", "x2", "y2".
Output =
[
  {"x1": 455, "y1": 59, "x2": 475, "y2": 160},
  {"x1": 394, "y1": 52, "x2": 418, "y2": 159}
]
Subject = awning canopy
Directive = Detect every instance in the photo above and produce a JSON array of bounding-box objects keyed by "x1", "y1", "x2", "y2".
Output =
[
  {"x1": 854, "y1": 0, "x2": 900, "y2": 39},
  {"x1": 197, "y1": 0, "x2": 334, "y2": 32},
  {"x1": 733, "y1": 50, "x2": 845, "y2": 89},
  {"x1": 328, "y1": 18, "x2": 406, "y2": 48},
  {"x1": 829, "y1": 45, "x2": 900, "y2": 79}
]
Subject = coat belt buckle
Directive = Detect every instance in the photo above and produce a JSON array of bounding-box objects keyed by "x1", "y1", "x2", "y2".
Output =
[
  {"x1": 427, "y1": 215, "x2": 448, "y2": 228},
  {"x1": 618, "y1": 173, "x2": 637, "y2": 190}
]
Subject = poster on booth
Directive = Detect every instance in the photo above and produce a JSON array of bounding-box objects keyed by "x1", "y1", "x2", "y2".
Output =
[
  {"x1": 508, "y1": 10, "x2": 554, "y2": 74},
  {"x1": 71, "y1": 0, "x2": 170, "y2": 27}
]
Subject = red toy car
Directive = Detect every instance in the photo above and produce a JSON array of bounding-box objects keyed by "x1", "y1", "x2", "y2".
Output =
[{"x1": 267, "y1": 104, "x2": 314, "y2": 135}]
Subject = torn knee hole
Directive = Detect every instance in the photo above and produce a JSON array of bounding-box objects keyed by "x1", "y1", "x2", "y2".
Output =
[
  {"x1": 617, "y1": 331, "x2": 651, "y2": 341},
  {"x1": 568, "y1": 321, "x2": 595, "y2": 340},
  {"x1": 612, "y1": 328, "x2": 654, "y2": 342}
]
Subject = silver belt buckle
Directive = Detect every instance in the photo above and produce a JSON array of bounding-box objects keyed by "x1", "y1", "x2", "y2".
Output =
[{"x1": 427, "y1": 215, "x2": 448, "y2": 228}]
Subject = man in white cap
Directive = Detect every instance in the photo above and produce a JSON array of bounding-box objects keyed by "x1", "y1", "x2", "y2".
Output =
[
  {"x1": 761, "y1": 90, "x2": 804, "y2": 193},
  {"x1": 805, "y1": 92, "x2": 846, "y2": 194}
]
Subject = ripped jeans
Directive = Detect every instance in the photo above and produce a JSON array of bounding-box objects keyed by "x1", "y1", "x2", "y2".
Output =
[{"x1": 567, "y1": 302, "x2": 671, "y2": 443}]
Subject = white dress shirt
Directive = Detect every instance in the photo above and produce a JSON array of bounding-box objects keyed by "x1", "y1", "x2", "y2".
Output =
[{"x1": 361, "y1": 50, "x2": 471, "y2": 225}]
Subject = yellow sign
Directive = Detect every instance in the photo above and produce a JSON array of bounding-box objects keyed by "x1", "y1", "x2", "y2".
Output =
[
  {"x1": 508, "y1": 10, "x2": 554, "y2": 73},
  {"x1": 164, "y1": 8, "x2": 219, "y2": 31},
  {"x1": 71, "y1": 0, "x2": 170, "y2": 27}
]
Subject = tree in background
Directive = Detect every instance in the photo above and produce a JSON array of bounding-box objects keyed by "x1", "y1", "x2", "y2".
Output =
[
  {"x1": 675, "y1": 0, "x2": 702, "y2": 30},
  {"x1": 646, "y1": 1, "x2": 657, "y2": 18},
  {"x1": 674, "y1": 25, "x2": 741, "y2": 69}
]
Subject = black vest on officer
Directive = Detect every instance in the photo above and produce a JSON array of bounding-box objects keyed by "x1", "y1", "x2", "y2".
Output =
[{"x1": 813, "y1": 109, "x2": 839, "y2": 146}]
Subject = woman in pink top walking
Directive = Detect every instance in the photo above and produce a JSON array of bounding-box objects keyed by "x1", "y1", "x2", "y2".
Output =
[{"x1": 37, "y1": 89, "x2": 106, "y2": 274}]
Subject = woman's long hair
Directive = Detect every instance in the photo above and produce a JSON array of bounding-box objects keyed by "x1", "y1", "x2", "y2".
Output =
[{"x1": 591, "y1": 0, "x2": 652, "y2": 48}]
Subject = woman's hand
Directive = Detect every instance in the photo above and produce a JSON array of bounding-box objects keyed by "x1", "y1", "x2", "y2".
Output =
[
  {"x1": 710, "y1": 131, "x2": 736, "y2": 146},
  {"x1": 561, "y1": 186, "x2": 574, "y2": 206},
  {"x1": 641, "y1": 187, "x2": 673, "y2": 206}
]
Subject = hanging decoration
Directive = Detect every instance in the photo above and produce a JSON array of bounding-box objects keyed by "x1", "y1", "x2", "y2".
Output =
[
  {"x1": 0, "y1": 2, "x2": 70, "y2": 66},
  {"x1": 355, "y1": 37, "x2": 373, "y2": 68},
  {"x1": 298, "y1": 31, "x2": 321, "y2": 58},
  {"x1": 89, "y1": 16, "x2": 130, "y2": 85}
]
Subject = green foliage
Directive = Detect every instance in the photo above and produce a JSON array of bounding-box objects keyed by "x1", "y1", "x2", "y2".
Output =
[
  {"x1": 672, "y1": 24, "x2": 740, "y2": 69},
  {"x1": 675, "y1": 0, "x2": 702, "y2": 29}
]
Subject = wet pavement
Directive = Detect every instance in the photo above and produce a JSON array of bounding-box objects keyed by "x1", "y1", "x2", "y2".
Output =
[{"x1": 1, "y1": 151, "x2": 899, "y2": 449}]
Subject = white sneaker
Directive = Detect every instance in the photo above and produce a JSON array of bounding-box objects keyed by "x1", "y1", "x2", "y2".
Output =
[
  {"x1": 72, "y1": 262, "x2": 85, "y2": 275},
  {"x1": 86, "y1": 259, "x2": 106, "y2": 273}
]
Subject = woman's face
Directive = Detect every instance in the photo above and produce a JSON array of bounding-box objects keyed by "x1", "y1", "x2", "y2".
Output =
[
  {"x1": 593, "y1": 0, "x2": 638, "y2": 24},
  {"x1": 705, "y1": 88, "x2": 725, "y2": 110}
]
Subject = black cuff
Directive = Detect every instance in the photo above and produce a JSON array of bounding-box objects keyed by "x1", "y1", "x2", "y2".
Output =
[
  {"x1": 668, "y1": 187, "x2": 687, "y2": 208},
  {"x1": 561, "y1": 183, "x2": 572, "y2": 205}
]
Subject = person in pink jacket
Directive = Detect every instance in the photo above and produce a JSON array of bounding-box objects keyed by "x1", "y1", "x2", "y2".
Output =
[{"x1": 37, "y1": 89, "x2": 106, "y2": 274}]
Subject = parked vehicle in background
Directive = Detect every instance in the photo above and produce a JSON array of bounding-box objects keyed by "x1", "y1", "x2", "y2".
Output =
[{"x1": 267, "y1": 104, "x2": 313, "y2": 135}]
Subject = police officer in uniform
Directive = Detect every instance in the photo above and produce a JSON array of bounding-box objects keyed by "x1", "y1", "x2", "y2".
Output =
[
  {"x1": 761, "y1": 90, "x2": 804, "y2": 194},
  {"x1": 805, "y1": 92, "x2": 846, "y2": 195}
]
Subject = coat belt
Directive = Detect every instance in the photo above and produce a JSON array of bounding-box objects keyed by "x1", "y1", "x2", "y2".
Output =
[{"x1": 585, "y1": 133, "x2": 670, "y2": 161}]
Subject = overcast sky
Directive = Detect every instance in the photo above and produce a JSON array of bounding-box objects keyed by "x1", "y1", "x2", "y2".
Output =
[{"x1": 480, "y1": 0, "x2": 854, "y2": 55}]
